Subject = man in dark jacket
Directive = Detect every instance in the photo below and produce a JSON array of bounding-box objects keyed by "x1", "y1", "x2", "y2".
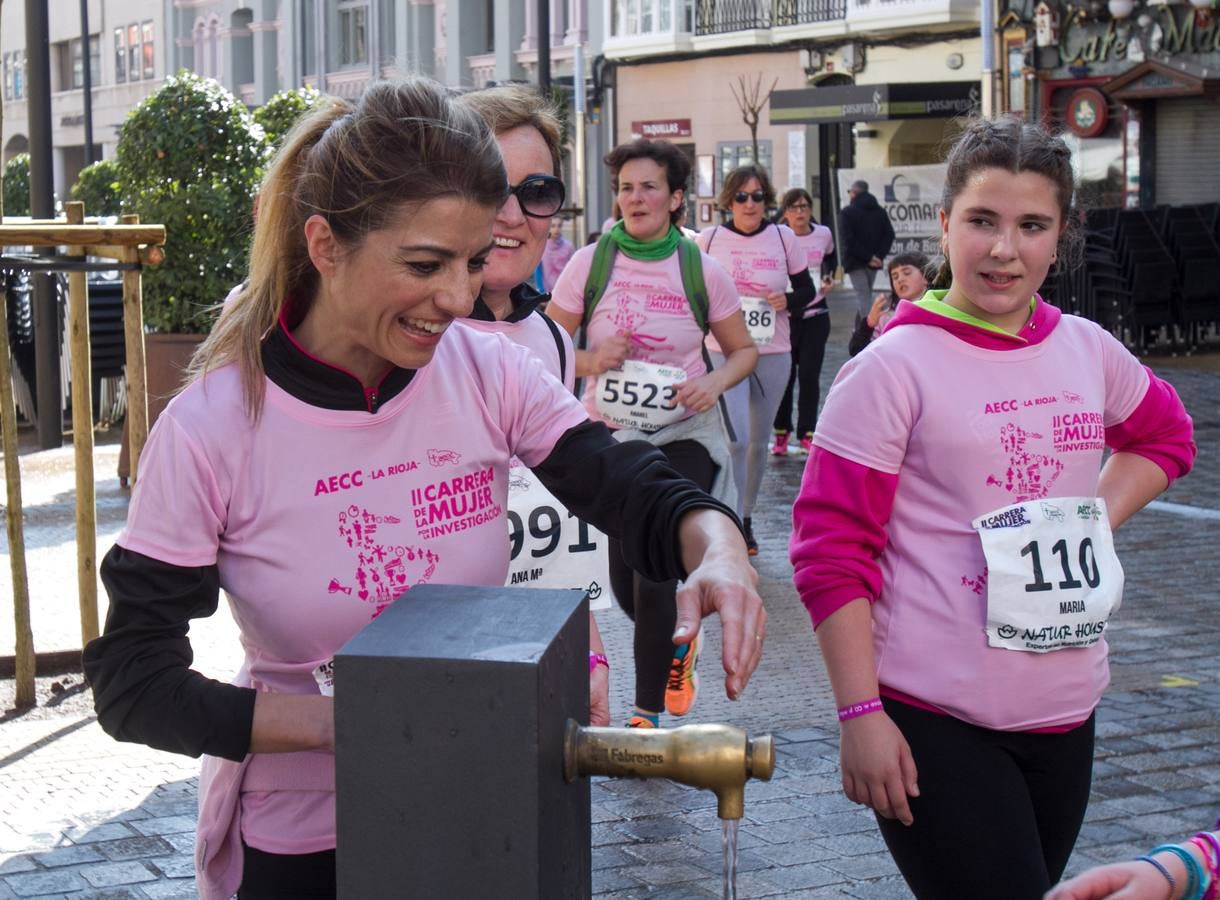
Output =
[{"x1": 839, "y1": 180, "x2": 896, "y2": 324}]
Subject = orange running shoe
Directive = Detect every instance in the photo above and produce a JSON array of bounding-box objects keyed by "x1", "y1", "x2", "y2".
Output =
[
  {"x1": 627, "y1": 715, "x2": 657, "y2": 728},
  {"x1": 664, "y1": 634, "x2": 700, "y2": 717}
]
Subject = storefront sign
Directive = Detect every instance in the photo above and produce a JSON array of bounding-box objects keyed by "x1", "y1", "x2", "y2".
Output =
[
  {"x1": 1062, "y1": 7, "x2": 1220, "y2": 65},
  {"x1": 1065, "y1": 87, "x2": 1109, "y2": 137},
  {"x1": 630, "y1": 119, "x2": 692, "y2": 139},
  {"x1": 771, "y1": 81, "x2": 980, "y2": 124},
  {"x1": 835, "y1": 164, "x2": 948, "y2": 263}
]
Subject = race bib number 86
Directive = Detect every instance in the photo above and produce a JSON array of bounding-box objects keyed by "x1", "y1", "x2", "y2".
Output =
[
  {"x1": 973, "y1": 497, "x2": 1123, "y2": 653},
  {"x1": 740, "y1": 296, "x2": 775, "y2": 345}
]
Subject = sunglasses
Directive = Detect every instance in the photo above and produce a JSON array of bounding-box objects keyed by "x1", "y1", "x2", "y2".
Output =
[
  {"x1": 734, "y1": 190, "x2": 766, "y2": 204},
  {"x1": 509, "y1": 175, "x2": 566, "y2": 218}
]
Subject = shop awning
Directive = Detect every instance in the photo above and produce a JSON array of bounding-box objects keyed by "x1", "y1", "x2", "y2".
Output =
[
  {"x1": 1102, "y1": 58, "x2": 1220, "y2": 102},
  {"x1": 770, "y1": 81, "x2": 982, "y2": 125}
]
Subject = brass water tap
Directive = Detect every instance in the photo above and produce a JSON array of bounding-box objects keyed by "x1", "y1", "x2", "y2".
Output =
[{"x1": 562, "y1": 719, "x2": 775, "y2": 820}]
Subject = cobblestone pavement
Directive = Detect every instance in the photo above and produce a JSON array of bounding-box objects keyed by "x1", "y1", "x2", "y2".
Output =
[{"x1": 1, "y1": 290, "x2": 1218, "y2": 898}]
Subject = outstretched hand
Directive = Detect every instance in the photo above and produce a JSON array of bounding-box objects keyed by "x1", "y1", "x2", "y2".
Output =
[
  {"x1": 1044, "y1": 859, "x2": 1175, "y2": 900},
  {"x1": 673, "y1": 545, "x2": 765, "y2": 701}
]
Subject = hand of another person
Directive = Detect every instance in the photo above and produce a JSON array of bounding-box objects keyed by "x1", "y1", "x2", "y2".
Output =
[
  {"x1": 1044, "y1": 860, "x2": 1177, "y2": 900},
  {"x1": 673, "y1": 542, "x2": 766, "y2": 701},
  {"x1": 821, "y1": 275, "x2": 835, "y2": 292},
  {"x1": 589, "y1": 661, "x2": 610, "y2": 727},
  {"x1": 765, "y1": 291, "x2": 787, "y2": 312},
  {"x1": 867, "y1": 294, "x2": 889, "y2": 328},
  {"x1": 868, "y1": 255, "x2": 883, "y2": 268},
  {"x1": 592, "y1": 335, "x2": 631, "y2": 374},
  {"x1": 839, "y1": 712, "x2": 920, "y2": 826},
  {"x1": 672, "y1": 374, "x2": 722, "y2": 414}
]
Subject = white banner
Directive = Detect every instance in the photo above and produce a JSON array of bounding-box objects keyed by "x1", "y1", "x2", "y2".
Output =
[
  {"x1": 505, "y1": 466, "x2": 613, "y2": 611},
  {"x1": 836, "y1": 164, "x2": 948, "y2": 281}
]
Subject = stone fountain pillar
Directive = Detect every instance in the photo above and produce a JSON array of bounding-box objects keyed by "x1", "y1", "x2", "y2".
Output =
[{"x1": 334, "y1": 583, "x2": 591, "y2": 897}]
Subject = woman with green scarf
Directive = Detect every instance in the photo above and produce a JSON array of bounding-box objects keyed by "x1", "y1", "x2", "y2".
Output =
[{"x1": 548, "y1": 139, "x2": 758, "y2": 728}]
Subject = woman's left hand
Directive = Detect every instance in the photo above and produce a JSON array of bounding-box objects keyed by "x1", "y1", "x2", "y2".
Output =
[
  {"x1": 673, "y1": 374, "x2": 722, "y2": 414},
  {"x1": 765, "y1": 291, "x2": 787, "y2": 312},
  {"x1": 589, "y1": 662, "x2": 610, "y2": 727}
]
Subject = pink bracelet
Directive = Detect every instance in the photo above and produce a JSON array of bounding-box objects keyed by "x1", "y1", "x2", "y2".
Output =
[
  {"x1": 837, "y1": 698, "x2": 883, "y2": 722},
  {"x1": 588, "y1": 652, "x2": 609, "y2": 674}
]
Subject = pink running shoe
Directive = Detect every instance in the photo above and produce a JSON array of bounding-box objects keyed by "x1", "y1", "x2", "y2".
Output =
[
  {"x1": 771, "y1": 430, "x2": 790, "y2": 456},
  {"x1": 798, "y1": 434, "x2": 814, "y2": 454}
]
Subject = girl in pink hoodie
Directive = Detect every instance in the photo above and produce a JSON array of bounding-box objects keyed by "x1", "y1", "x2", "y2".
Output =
[{"x1": 790, "y1": 117, "x2": 1195, "y2": 899}]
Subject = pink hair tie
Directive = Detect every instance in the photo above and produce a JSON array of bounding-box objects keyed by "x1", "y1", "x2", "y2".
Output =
[{"x1": 837, "y1": 698, "x2": 883, "y2": 722}]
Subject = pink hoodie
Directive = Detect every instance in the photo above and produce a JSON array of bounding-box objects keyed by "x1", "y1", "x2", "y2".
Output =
[{"x1": 790, "y1": 295, "x2": 1195, "y2": 731}]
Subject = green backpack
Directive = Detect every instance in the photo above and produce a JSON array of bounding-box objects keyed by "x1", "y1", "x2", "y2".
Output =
[{"x1": 580, "y1": 232, "x2": 710, "y2": 335}]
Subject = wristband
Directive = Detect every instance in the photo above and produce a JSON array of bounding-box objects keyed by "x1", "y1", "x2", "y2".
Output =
[
  {"x1": 837, "y1": 698, "x2": 883, "y2": 722},
  {"x1": 588, "y1": 652, "x2": 609, "y2": 674},
  {"x1": 1151, "y1": 844, "x2": 1204, "y2": 900},
  {"x1": 1136, "y1": 855, "x2": 1176, "y2": 900}
]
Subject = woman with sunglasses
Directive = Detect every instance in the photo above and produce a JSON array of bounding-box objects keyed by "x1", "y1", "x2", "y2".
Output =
[
  {"x1": 455, "y1": 85, "x2": 612, "y2": 726},
  {"x1": 547, "y1": 139, "x2": 759, "y2": 728},
  {"x1": 698, "y1": 166, "x2": 817, "y2": 555},
  {"x1": 772, "y1": 188, "x2": 836, "y2": 456},
  {"x1": 82, "y1": 81, "x2": 768, "y2": 899}
]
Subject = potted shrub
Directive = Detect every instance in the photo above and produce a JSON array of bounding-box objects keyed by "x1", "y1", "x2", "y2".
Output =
[
  {"x1": 70, "y1": 158, "x2": 122, "y2": 217},
  {"x1": 113, "y1": 71, "x2": 270, "y2": 481},
  {"x1": 254, "y1": 84, "x2": 325, "y2": 152}
]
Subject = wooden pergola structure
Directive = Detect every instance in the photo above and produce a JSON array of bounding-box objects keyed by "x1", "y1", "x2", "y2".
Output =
[{"x1": 0, "y1": 203, "x2": 165, "y2": 706}]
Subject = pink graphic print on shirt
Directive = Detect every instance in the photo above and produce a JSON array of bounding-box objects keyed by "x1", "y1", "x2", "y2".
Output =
[
  {"x1": 985, "y1": 422, "x2": 1064, "y2": 503},
  {"x1": 333, "y1": 504, "x2": 439, "y2": 618}
]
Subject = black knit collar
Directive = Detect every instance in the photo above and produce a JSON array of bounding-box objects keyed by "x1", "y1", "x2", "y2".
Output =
[
  {"x1": 261, "y1": 318, "x2": 414, "y2": 413},
  {"x1": 467, "y1": 282, "x2": 550, "y2": 324}
]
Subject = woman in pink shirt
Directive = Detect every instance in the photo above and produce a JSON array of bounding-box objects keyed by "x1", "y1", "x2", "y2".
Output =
[
  {"x1": 771, "y1": 187, "x2": 836, "y2": 455},
  {"x1": 698, "y1": 166, "x2": 816, "y2": 554},
  {"x1": 548, "y1": 138, "x2": 758, "y2": 729},
  {"x1": 83, "y1": 79, "x2": 766, "y2": 900},
  {"x1": 790, "y1": 117, "x2": 1195, "y2": 898}
]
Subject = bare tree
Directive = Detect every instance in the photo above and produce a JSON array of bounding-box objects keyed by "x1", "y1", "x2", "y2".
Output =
[{"x1": 730, "y1": 73, "x2": 778, "y2": 168}]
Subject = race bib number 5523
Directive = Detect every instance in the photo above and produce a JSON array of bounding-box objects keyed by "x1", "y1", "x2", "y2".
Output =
[
  {"x1": 973, "y1": 497, "x2": 1123, "y2": 653},
  {"x1": 595, "y1": 359, "x2": 687, "y2": 432}
]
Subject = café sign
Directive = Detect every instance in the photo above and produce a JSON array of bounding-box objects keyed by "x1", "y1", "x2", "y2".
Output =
[{"x1": 1062, "y1": 6, "x2": 1220, "y2": 64}]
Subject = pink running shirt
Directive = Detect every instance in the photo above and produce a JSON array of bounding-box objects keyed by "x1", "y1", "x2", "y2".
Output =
[
  {"x1": 698, "y1": 223, "x2": 808, "y2": 355},
  {"x1": 791, "y1": 225, "x2": 835, "y2": 318},
  {"x1": 119, "y1": 323, "x2": 588, "y2": 862},
  {"x1": 549, "y1": 242, "x2": 741, "y2": 426}
]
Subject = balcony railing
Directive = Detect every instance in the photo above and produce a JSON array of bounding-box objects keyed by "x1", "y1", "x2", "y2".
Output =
[
  {"x1": 775, "y1": 0, "x2": 847, "y2": 26},
  {"x1": 694, "y1": 0, "x2": 845, "y2": 35}
]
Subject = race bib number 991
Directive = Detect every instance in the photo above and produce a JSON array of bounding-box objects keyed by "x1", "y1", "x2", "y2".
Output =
[
  {"x1": 740, "y1": 296, "x2": 775, "y2": 345},
  {"x1": 505, "y1": 467, "x2": 612, "y2": 610},
  {"x1": 973, "y1": 497, "x2": 1123, "y2": 653},
  {"x1": 595, "y1": 359, "x2": 687, "y2": 432}
]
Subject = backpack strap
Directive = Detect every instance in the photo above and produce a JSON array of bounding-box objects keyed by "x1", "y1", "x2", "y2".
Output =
[
  {"x1": 581, "y1": 232, "x2": 618, "y2": 331},
  {"x1": 676, "y1": 237, "x2": 709, "y2": 335},
  {"x1": 538, "y1": 309, "x2": 569, "y2": 386}
]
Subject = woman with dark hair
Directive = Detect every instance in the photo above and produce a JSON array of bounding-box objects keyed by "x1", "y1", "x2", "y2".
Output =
[
  {"x1": 548, "y1": 138, "x2": 759, "y2": 728},
  {"x1": 84, "y1": 81, "x2": 767, "y2": 899},
  {"x1": 772, "y1": 187, "x2": 836, "y2": 456},
  {"x1": 698, "y1": 165, "x2": 817, "y2": 553}
]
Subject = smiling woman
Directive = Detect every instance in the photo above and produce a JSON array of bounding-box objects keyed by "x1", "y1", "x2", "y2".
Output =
[{"x1": 83, "y1": 77, "x2": 768, "y2": 900}]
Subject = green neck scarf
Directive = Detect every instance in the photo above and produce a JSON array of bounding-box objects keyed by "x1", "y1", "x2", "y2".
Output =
[{"x1": 608, "y1": 220, "x2": 681, "y2": 261}]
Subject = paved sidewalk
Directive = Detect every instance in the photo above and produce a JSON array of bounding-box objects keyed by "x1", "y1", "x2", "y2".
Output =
[{"x1": 1, "y1": 291, "x2": 1218, "y2": 898}]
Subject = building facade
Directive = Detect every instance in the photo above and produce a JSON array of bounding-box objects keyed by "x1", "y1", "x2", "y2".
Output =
[
  {"x1": 1, "y1": 0, "x2": 611, "y2": 224},
  {"x1": 601, "y1": 0, "x2": 986, "y2": 225}
]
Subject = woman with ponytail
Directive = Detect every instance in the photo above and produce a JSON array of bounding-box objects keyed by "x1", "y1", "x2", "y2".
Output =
[
  {"x1": 84, "y1": 80, "x2": 766, "y2": 899},
  {"x1": 547, "y1": 138, "x2": 758, "y2": 728}
]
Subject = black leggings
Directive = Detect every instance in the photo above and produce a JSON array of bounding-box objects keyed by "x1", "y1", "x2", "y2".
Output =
[
  {"x1": 239, "y1": 844, "x2": 336, "y2": 898},
  {"x1": 773, "y1": 313, "x2": 830, "y2": 438},
  {"x1": 876, "y1": 698, "x2": 1095, "y2": 900},
  {"x1": 609, "y1": 439, "x2": 716, "y2": 713}
]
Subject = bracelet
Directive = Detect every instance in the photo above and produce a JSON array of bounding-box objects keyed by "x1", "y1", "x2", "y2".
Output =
[
  {"x1": 1137, "y1": 855, "x2": 1176, "y2": 900},
  {"x1": 1188, "y1": 837, "x2": 1217, "y2": 900},
  {"x1": 588, "y1": 652, "x2": 609, "y2": 674},
  {"x1": 837, "y1": 697, "x2": 883, "y2": 722},
  {"x1": 1151, "y1": 844, "x2": 1205, "y2": 900}
]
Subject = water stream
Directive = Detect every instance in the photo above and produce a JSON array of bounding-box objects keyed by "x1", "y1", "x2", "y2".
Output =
[{"x1": 721, "y1": 818, "x2": 739, "y2": 900}]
